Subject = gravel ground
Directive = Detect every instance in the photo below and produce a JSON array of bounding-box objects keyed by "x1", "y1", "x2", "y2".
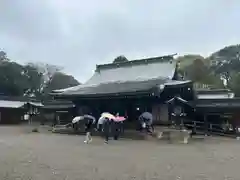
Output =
[{"x1": 0, "y1": 126, "x2": 240, "y2": 180}]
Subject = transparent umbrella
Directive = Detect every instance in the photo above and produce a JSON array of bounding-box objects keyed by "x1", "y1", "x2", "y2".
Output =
[
  {"x1": 72, "y1": 116, "x2": 84, "y2": 124},
  {"x1": 83, "y1": 114, "x2": 96, "y2": 124},
  {"x1": 101, "y1": 112, "x2": 115, "y2": 120}
]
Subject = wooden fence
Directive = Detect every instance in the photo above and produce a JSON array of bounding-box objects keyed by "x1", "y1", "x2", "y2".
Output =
[{"x1": 184, "y1": 120, "x2": 236, "y2": 136}]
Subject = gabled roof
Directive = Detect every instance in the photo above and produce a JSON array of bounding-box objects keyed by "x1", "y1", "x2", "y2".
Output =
[
  {"x1": 0, "y1": 100, "x2": 25, "y2": 108},
  {"x1": 166, "y1": 96, "x2": 188, "y2": 104},
  {"x1": 52, "y1": 55, "x2": 190, "y2": 97},
  {"x1": 0, "y1": 96, "x2": 43, "y2": 108}
]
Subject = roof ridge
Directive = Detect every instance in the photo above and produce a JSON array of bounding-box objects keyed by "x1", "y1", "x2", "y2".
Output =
[{"x1": 96, "y1": 54, "x2": 177, "y2": 71}]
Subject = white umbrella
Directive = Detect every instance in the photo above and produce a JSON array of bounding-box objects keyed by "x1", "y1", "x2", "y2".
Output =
[
  {"x1": 72, "y1": 116, "x2": 84, "y2": 124},
  {"x1": 98, "y1": 116, "x2": 108, "y2": 125},
  {"x1": 84, "y1": 114, "x2": 96, "y2": 124},
  {"x1": 101, "y1": 112, "x2": 115, "y2": 120}
]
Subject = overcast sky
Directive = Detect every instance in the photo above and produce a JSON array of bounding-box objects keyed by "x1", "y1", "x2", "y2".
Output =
[{"x1": 0, "y1": 0, "x2": 240, "y2": 82}]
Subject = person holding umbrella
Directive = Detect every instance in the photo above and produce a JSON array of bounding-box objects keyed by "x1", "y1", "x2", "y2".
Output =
[
  {"x1": 83, "y1": 114, "x2": 96, "y2": 144},
  {"x1": 103, "y1": 118, "x2": 112, "y2": 144},
  {"x1": 97, "y1": 116, "x2": 106, "y2": 132},
  {"x1": 72, "y1": 116, "x2": 85, "y2": 132},
  {"x1": 99, "y1": 112, "x2": 115, "y2": 144},
  {"x1": 138, "y1": 112, "x2": 154, "y2": 134},
  {"x1": 112, "y1": 113, "x2": 126, "y2": 140},
  {"x1": 71, "y1": 114, "x2": 96, "y2": 144}
]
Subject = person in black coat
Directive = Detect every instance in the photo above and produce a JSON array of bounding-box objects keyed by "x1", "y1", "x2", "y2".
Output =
[
  {"x1": 112, "y1": 121, "x2": 121, "y2": 140},
  {"x1": 102, "y1": 118, "x2": 112, "y2": 144}
]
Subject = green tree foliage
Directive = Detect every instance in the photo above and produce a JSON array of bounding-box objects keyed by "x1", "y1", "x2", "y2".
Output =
[
  {"x1": 229, "y1": 73, "x2": 240, "y2": 97},
  {"x1": 22, "y1": 64, "x2": 44, "y2": 97},
  {"x1": 176, "y1": 54, "x2": 205, "y2": 69},
  {"x1": 113, "y1": 55, "x2": 128, "y2": 63},
  {"x1": 180, "y1": 58, "x2": 224, "y2": 89},
  {"x1": 0, "y1": 50, "x2": 8, "y2": 61},
  {"x1": 187, "y1": 59, "x2": 207, "y2": 82},
  {"x1": 0, "y1": 60, "x2": 45, "y2": 97},
  {"x1": 211, "y1": 44, "x2": 240, "y2": 59},
  {"x1": 43, "y1": 72, "x2": 80, "y2": 96},
  {"x1": 177, "y1": 55, "x2": 207, "y2": 81},
  {"x1": 0, "y1": 61, "x2": 27, "y2": 96},
  {"x1": 0, "y1": 51, "x2": 80, "y2": 99},
  {"x1": 210, "y1": 44, "x2": 240, "y2": 85},
  {"x1": 25, "y1": 63, "x2": 80, "y2": 99},
  {"x1": 26, "y1": 63, "x2": 62, "y2": 92}
]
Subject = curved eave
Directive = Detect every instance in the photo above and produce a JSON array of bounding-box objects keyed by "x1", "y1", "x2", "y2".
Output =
[
  {"x1": 52, "y1": 89, "x2": 159, "y2": 99},
  {"x1": 51, "y1": 80, "x2": 192, "y2": 100}
]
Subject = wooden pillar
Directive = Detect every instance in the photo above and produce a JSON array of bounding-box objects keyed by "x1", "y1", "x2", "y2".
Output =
[
  {"x1": 168, "y1": 104, "x2": 173, "y2": 127},
  {"x1": 204, "y1": 114, "x2": 208, "y2": 136},
  {"x1": 180, "y1": 117, "x2": 184, "y2": 130}
]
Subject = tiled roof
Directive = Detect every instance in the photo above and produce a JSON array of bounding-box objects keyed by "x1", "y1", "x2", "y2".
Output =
[
  {"x1": 0, "y1": 100, "x2": 25, "y2": 108},
  {"x1": 52, "y1": 55, "x2": 188, "y2": 97},
  {"x1": 87, "y1": 62, "x2": 175, "y2": 85},
  {"x1": 57, "y1": 79, "x2": 192, "y2": 97},
  {"x1": 60, "y1": 78, "x2": 166, "y2": 97},
  {"x1": 0, "y1": 96, "x2": 43, "y2": 108}
]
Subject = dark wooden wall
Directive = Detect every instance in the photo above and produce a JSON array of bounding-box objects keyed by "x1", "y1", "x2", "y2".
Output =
[{"x1": 0, "y1": 108, "x2": 24, "y2": 124}]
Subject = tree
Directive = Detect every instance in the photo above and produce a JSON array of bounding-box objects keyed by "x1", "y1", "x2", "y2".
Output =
[
  {"x1": 0, "y1": 52, "x2": 24, "y2": 95},
  {"x1": 43, "y1": 72, "x2": 80, "y2": 96},
  {"x1": 229, "y1": 73, "x2": 240, "y2": 97},
  {"x1": 0, "y1": 51, "x2": 8, "y2": 61},
  {"x1": 210, "y1": 45, "x2": 240, "y2": 86},
  {"x1": 176, "y1": 54, "x2": 205, "y2": 69},
  {"x1": 113, "y1": 55, "x2": 128, "y2": 63},
  {"x1": 27, "y1": 63, "x2": 63, "y2": 92},
  {"x1": 26, "y1": 63, "x2": 81, "y2": 99},
  {"x1": 176, "y1": 54, "x2": 210, "y2": 81},
  {"x1": 22, "y1": 65, "x2": 44, "y2": 98},
  {"x1": 211, "y1": 44, "x2": 240, "y2": 59},
  {"x1": 187, "y1": 59, "x2": 207, "y2": 82},
  {"x1": 0, "y1": 51, "x2": 45, "y2": 97},
  {"x1": 0, "y1": 50, "x2": 80, "y2": 99},
  {"x1": 182, "y1": 58, "x2": 224, "y2": 88},
  {"x1": 0, "y1": 61, "x2": 28, "y2": 96},
  {"x1": 21, "y1": 64, "x2": 80, "y2": 99}
]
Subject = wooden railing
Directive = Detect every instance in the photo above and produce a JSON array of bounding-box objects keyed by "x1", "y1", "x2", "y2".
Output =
[{"x1": 184, "y1": 120, "x2": 235, "y2": 136}]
